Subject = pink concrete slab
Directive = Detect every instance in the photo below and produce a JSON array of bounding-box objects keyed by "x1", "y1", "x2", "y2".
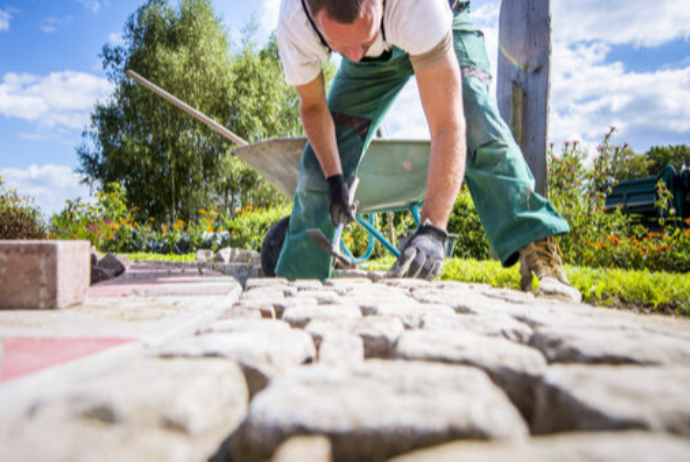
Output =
[
  {"x1": 88, "y1": 265, "x2": 239, "y2": 298},
  {"x1": 0, "y1": 241, "x2": 90, "y2": 310},
  {"x1": 0, "y1": 337, "x2": 135, "y2": 383}
]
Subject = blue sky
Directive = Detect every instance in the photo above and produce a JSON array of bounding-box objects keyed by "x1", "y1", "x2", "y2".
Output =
[{"x1": 1, "y1": 0, "x2": 689, "y2": 215}]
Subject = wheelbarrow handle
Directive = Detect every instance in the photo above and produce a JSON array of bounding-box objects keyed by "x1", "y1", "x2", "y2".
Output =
[{"x1": 125, "y1": 70, "x2": 249, "y2": 147}]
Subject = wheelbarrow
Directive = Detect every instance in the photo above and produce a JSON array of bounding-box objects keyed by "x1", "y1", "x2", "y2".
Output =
[{"x1": 126, "y1": 71, "x2": 457, "y2": 275}]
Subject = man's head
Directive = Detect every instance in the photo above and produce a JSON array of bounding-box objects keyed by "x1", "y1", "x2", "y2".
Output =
[{"x1": 308, "y1": 0, "x2": 383, "y2": 62}]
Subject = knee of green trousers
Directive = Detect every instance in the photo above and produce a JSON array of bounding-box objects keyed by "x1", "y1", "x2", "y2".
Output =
[{"x1": 461, "y1": 77, "x2": 570, "y2": 267}]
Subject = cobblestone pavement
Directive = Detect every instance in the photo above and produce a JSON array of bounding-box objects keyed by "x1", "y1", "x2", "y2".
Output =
[{"x1": 2, "y1": 263, "x2": 690, "y2": 461}]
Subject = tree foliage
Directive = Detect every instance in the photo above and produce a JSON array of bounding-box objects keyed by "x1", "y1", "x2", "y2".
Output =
[
  {"x1": 77, "y1": 0, "x2": 308, "y2": 223},
  {"x1": 645, "y1": 145, "x2": 690, "y2": 175}
]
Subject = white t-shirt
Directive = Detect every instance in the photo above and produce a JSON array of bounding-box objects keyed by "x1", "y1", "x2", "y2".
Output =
[{"x1": 277, "y1": 0, "x2": 453, "y2": 87}]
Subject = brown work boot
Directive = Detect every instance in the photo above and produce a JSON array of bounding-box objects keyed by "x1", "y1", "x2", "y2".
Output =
[{"x1": 519, "y1": 236, "x2": 582, "y2": 303}]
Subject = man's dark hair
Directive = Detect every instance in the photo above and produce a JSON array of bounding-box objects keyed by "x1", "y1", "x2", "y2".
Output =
[{"x1": 306, "y1": 0, "x2": 378, "y2": 24}]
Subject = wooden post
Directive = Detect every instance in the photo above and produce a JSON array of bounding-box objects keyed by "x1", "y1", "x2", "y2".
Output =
[{"x1": 497, "y1": 0, "x2": 551, "y2": 197}]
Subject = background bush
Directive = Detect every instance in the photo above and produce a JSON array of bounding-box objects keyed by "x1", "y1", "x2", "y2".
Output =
[{"x1": 0, "y1": 175, "x2": 45, "y2": 240}]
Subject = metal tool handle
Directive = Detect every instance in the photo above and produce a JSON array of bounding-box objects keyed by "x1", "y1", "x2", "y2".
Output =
[{"x1": 125, "y1": 70, "x2": 248, "y2": 147}]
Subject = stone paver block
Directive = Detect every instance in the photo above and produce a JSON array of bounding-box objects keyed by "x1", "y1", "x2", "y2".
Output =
[
  {"x1": 290, "y1": 279, "x2": 323, "y2": 291},
  {"x1": 368, "y1": 303, "x2": 456, "y2": 328},
  {"x1": 217, "y1": 307, "x2": 263, "y2": 320},
  {"x1": 245, "y1": 277, "x2": 288, "y2": 290},
  {"x1": 196, "y1": 249, "x2": 214, "y2": 263},
  {"x1": 382, "y1": 278, "x2": 432, "y2": 290},
  {"x1": 391, "y1": 431, "x2": 690, "y2": 462},
  {"x1": 240, "y1": 289, "x2": 286, "y2": 301},
  {"x1": 282, "y1": 304, "x2": 362, "y2": 329},
  {"x1": 420, "y1": 313, "x2": 534, "y2": 344},
  {"x1": 531, "y1": 326, "x2": 690, "y2": 365},
  {"x1": 317, "y1": 333, "x2": 364, "y2": 365},
  {"x1": 0, "y1": 240, "x2": 90, "y2": 310},
  {"x1": 271, "y1": 436, "x2": 332, "y2": 462},
  {"x1": 197, "y1": 319, "x2": 291, "y2": 335},
  {"x1": 395, "y1": 330, "x2": 546, "y2": 419},
  {"x1": 533, "y1": 366, "x2": 690, "y2": 436},
  {"x1": 160, "y1": 331, "x2": 316, "y2": 396},
  {"x1": 28, "y1": 358, "x2": 248, "y2": 437},
  {"x1": 230, "y1": 360, "x2": 528, "y2": 461},
  {"x1": 273, "y1": 297, "x2": 319, "y2": 318},
  {"x1": 305, "y1": 316, "x2": 405, "y2": 358},
  {"x1": 324, "y1": 278, "x2": 373, "y2": 295},
  {"x1": 230, "y1": 301, "x2": 276, "y2": 319},
  {"x1": 0, "y1": 419, "x2": 195, "y2": 462}
]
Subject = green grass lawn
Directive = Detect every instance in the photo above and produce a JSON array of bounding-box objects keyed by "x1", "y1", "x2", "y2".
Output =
[{"x1": 126, "y1": 252, "x2": 690, "y2": 316}]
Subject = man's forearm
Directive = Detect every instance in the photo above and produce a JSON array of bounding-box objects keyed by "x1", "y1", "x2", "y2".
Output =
[
  {"x1": 422, "y1": 125, "x2": 466, "y2": 228},
  {"x1": 300, "y1": 104, "x2": 342, "y2": 178}
]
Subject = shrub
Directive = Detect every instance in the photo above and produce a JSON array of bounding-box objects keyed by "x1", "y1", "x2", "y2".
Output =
[
  {"x1": 447, "y1": 188, "x2": 490, "y2": 260},
  {"x1": 0, "y1": 175, "x2": 45, "y2": 240}
]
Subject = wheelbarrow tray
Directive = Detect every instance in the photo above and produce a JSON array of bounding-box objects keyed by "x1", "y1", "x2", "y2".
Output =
[{"x1": 232, "y1": 138, "x2": 430, "y2": 214}]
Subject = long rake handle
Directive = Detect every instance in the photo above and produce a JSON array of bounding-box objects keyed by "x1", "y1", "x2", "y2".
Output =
[{"x1": 125, "y1": 70, "x2": 248, "y2": 147}]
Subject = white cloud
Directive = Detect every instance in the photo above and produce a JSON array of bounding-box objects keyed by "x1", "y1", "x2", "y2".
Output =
[
  {"x1": 77, "y1": 0, "x2": 103, "y2": 13},
  {"x1": 385, "y1": 0, "x2": 690, "y2": 153},
  {"x1": 260, "y1": 0, "x2": 281, "y2": 34},
  {"x1": 552, "y1": 0, "x2": 690, "y2": 48},
  {"x1": 0, "y1": 165, "x2": 93, "y2": 217},
  {"x1": 0, "y1": 71, "x2": 113, "y2": 130},
  {"x1": 108, "y1": 32, "x2": 123, "y2": 46},
  {"x1": 0, "y1": 9, "x2": 10, "y2": 32},
  {"x1": 40, "y1": 16, "x2": 73, "y2": 34}
]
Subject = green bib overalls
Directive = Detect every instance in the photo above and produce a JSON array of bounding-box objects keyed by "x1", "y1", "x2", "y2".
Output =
[{"x1": 275, "y1": 1, "x2": 569, "y2": 281}]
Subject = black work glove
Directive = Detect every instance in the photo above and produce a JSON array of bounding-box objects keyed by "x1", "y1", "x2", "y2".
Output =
[
  {"x1": 388, "y1": 220, "x2": 447, "y2": 280},
  {"x1": 326, "y1": 174, "x2": 356, "y2": 227}
]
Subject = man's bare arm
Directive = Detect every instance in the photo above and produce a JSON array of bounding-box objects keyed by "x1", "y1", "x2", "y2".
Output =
[
  {"x1": 415, "y1": 52, "x2": 466, "y2": 228},
  {"x1": 295, "y1": 72, "x2": 342, "y2": 178}
]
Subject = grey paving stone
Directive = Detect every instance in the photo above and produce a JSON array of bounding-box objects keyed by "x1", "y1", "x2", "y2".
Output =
[
  {"x1": 273, "y1": 297, "x2": 319, "y2": 318},
  {"x1": 394, "y1": 330, "x2": 546, "y2": 419},
  {"x1": 533, "y1": 366, "x2": 690, "y2": 436},
  {"x1": 270, "y1": 436, "x2": 332, "y2": 462},
  {"x1": 289, "y1": 279, "x2": 323, "y2": 291},
  {"x1": 160, "y1": 331, "x2": 316, "y2": 396},
  {"x1": 282, "y1": 304, "x2": 362, "y2": 329},
  {"x1": 245, "y1": 278, "x2": 288, "y2": 290},
  {"x1": 217, "y1": 307, "x2": 263, "y2": 320},
  {"x1": 368, "y1": 303, "x2": 456, "y2": 328},
  {"x1": 239, "y1": 289, "x2": 286, "y2": 301},
  {"x1": 305, "y1": 316, "x2": 406, "y2": 358},
  {"x1": 324, "y1": 277, "x2": 373, "y2": 295},
  {"x1": 420, "y1": 313, "x2": 534, "y2": 344},
  {"x1": 230, "y1": 301, "x2": 276, "y2": 319},
  {"x1": 317, "y1": 333, "x2": 364, "y2": 365},
  {"x1": 229, "y1": 360, "x2": 528, "y2": 462},
  {"x1": 28, "y1": 358, "x2": 248, "y2": 436},
  {"x1": 382, "y1": 278, "x2": 433, "y2": 290},
  {"x1": 336, "y1": 291, "x2": 417, "y2": 314},
  {"x1": 197, "y1": 319, "x2": 291, "y2": 335},
  {"x1": 0, "y1": 419, "x2": 196, "y2": 462},
  {"x1": 530, "y1": 326, "x2": 690, "y2": 365},
  {"x1": 391, "y1": 431, "x2": 690, "y2": 462}
]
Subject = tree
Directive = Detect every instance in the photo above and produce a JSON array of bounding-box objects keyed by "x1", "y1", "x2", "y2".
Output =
[
  {"x1": 77, "y1": 1, "x2": 310, "y2": 222},
  {"x1": 646, "y1": 145, "x2": 690, "y2": 175}
]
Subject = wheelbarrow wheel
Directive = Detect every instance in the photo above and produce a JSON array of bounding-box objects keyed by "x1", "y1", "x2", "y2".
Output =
[{"x1": 261, "y1": 215, "x2": 290, "y2": 277}]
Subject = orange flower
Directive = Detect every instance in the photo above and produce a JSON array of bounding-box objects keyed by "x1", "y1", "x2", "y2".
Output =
[
  {"x1": 217, "y1": 228, "x2": 223, "y2": 233},
  {"x1": 684, "y1": 217, "x2": 690, "y2": 224},
  {"x1": 231, "y1": 229, "x2": 236, "y2": 234},
  {"x1": 162, "y1": 225, "x2": 168, "y2": 232},
  {"x1": 206, "y1": 226, "x2": 214, "y2": 233},
  {"x1": 606, "y1": 236, "x2": 620, "y2": 245},
  {"x1": 119, "y1": 219, "x2": 126, "y2": 226},
  {"x1": 649, "y1": 232, "x2": 662, "y2": 238},
  {"x1": 134, "y1": 222, "x2": 139, "y2": 228},
  {"x1": 247, "y1": 205, "x2": 254, "y2": 211}
]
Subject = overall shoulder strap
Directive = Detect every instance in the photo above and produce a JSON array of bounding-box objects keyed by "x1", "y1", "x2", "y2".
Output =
[{"x1": 300, "y1": 0, "x2": 331, "y2": 51}]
